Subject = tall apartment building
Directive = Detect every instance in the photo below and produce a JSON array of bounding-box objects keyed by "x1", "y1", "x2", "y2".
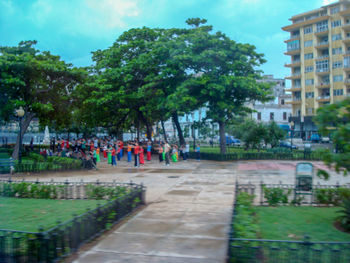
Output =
[{"x1": 282, "y1": 0, "x2": 350, "y2": 139}]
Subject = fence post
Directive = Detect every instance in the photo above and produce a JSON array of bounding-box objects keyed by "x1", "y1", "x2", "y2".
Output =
[
  {"x1": 260, "y1": 180, "x2": 264, "y2": 206},
  {"x1": 140, "y1": 183, "x2": 146, "y2": 205},
  {"x1": 302, "y1": 235, "x2": 312, "y2": 262}
]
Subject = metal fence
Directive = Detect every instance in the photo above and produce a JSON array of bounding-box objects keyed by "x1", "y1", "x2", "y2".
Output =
[
  {"x1": 236, "y1": 181, "x2": 350, "y2": 206},
  {"x1": 227, "y1": 181, "x2": 350, "y2": 263},
  {"x1": 189, "y1": 151, "x2": 323, "y2": 161},
  {"x1": 0, "y1": 179, "x2": 146, "y2": 263}
]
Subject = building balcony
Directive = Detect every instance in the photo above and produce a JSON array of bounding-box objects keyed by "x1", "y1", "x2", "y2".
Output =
[
  {"x1": 315, "y1": 27, "x2": 329, "y2": 36},
  {"x1": 316, "y1": 82, "x2": 330, "y2": 89},
  {"x1": 344, "y1": 64, "x2": 350, "y2": 71},
  {"x1": 284, "y1": 35, "x2": 300, "y2": 43},
  {"x1": 315, "y1": 41, "x2": 329, "y2": 49},
  {"x1": 343, "y1": 51, "x2": 350, "y2": 57},
  {"x1": 285, "y1": 73, "x2": 301, "y2": 79},
  {"x1": 284, "y1": 60, "x2": 301, "y2": 67},
  {"x1": 286, "y1": 97, "x2": 302, "y2": 104},
  {"x1": 343, "y1": 37, "x2": 350, "y2": 44},
  {"x1": 315, "y1": 68, "x2": 330, "y2": 75},
  {"x1": 315, "y1": 54, "x2": 329, "y2": 60},
  {"x1": 282, "y1": 15, "x2": 330, "y2": 31},
  {"x1": 343, "y1": 22, "x2": 350, "y2": 29},
  {"x1": 340, "y1": 8, "x2": 350, "y2": 16},
  {"x1": 317, "y1": 95, "x2": 330, "y2": 102},
  {"x1": 285, "y1": 86, "x2": 302, "y2": 92},
  {"x1": 345, "y1": 78, "x2": 350, "y2": 85},
  {"x1": 284, "y1": 48, "x2": 301, "y2": 55}
]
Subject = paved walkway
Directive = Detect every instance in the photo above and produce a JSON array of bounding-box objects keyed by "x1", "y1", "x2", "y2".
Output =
[{"x1": 8, "y1": 158, "x2": 350, "y2": 263}]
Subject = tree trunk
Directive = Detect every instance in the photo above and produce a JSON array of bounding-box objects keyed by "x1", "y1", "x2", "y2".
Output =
[
  {"x1": 136, "y1": 120, "x2": 140, "y2": 141},
  {"x1": 219, "y1": 121, "x2": 226, "y2": 154},
  {"x1": 161, "y1": 119, "x2": 168, "y2": 142},
  {"x1": 12, "y1": 112, "x2": 35, "y2": 160},
  {"x1": 145, "y1": 122, "x2": 153, "y2": 141},
  {"x1": 172, "y1": 112, "x2": 185, "y2": 146}
]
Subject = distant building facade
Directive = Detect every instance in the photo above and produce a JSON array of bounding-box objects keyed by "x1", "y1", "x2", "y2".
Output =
[{"x1": 252, "y1": 75, "x2": 292, "y2": 127}]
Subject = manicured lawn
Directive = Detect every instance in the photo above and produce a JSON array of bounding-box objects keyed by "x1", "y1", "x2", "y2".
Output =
[
  {"x1": 256, "y1": 206, "x2": 350, "y2": 242},
  {"x1": 0, "y1": 197, "x2": 106, "y2": 232}
]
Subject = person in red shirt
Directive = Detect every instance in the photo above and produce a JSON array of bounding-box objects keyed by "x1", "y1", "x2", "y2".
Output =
[
  {"x1": 111, "y1": 147, "x2": 117, "y2": 166},
  {"x1": 139, "y1": 144, "x2": 145, "y2": 165},
  {"x1": 134, "y1": 142, "x2": 140, "y2": 167}
]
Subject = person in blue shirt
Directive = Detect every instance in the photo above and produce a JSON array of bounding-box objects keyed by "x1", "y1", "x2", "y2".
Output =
[{"x1": 195, "y1": 144, "x2": 200, "y2": 161}]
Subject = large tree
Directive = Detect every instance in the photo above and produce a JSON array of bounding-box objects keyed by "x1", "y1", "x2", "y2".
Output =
[
  {"x1": 184, "y1": 19, "x2": 272, "y2": 153},
  {"x1": 0, "y1": 41, "x2": 85, "y2": 159},
  {"x1": 315, "y1": 98, "x2": 350, "y2": 178}
]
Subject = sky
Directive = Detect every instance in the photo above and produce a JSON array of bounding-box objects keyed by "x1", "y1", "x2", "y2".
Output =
[{"x1": 0, "y1": 0, "x2": 338, "y2": 85}]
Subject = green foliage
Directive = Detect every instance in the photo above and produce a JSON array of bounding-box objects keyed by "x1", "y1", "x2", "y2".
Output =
[
  {"x1": 263, "y1": 187, "x2": 291, "y2": 206},
  {"x1": 315, "y1": 188, "x2": 350, "y2": 206},
  {"x1": 336, "y1": 197, "x2": 350, "y2": 231},
  {"x1": 315, "y1": 98, "x2": 350, "y2": 177},
  {"x1": 233, "y1": 192, "x2": 259, "y2": 239},
  {"x1": 234, "y1": 120, "x2": 286, "y2": 150},
  {"x1": 27, "y1": 152, "x2": 45, "y2": 162},
  {"x1": 85, "y1": 185, "x2": 128, "y2": 200}
]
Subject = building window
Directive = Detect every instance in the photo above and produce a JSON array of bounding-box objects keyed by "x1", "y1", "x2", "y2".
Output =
[
  {"x1": 304, "y1": 40, "x2": 313, "y2": 47},
  {"x1": 316, "y1": 59, "x2": 329, "y2": 72},
  {"x1": 333, "y1": 75, "x2": 343, "y2": 82},
  {"x1": 281, "y1": 99, "x2": 285, "y2": 105},
  {"x1": 270, "y1": 112, "x2": 274, "y2": 121},
  {"x1": 304, "y1": 26, "x2": 313, "y2": 34},
  {"x1": 287, "y1": 40, "x2": 300, "y2": 51},
  {"x1": 316, "y1": 20, "x2": 328, "y2": 32},
  {"x1": 344, "y1": 57, "x2": 350, "y2": 68},
  {"x1": 332, "y1": 34, "x2": 342, "y2": 41},
  {"x1": 307, "y1": 108, "x2": 314, "y2": 115},
  {"x1": 305, "y1": 79, "x2": 314, "y2": 86},
  {"x1": 332, "y1": 47, "x2": 342, "y2": 55},
  {"x1": 305, "y1": 92, "x2": 314, "y2": 98},
  {"x1": 283, "y1": 112, "x2": 287, "y2": 120},
  {"x1": 331, "y1": 20, "x2": 342, "y2": 28},
  {"x1": 331, "y1": 6, "x2": 340, "y2": 14},
  {"x1": 305, "y1": 66, "x2": 314, "y2": 73},
  {"x1": 333, "y1": 61, "x2": 342, "y2": 69},
  {"x1": 257, "y1": 112, "x2": 261, "y2": 120},
  {"x1": 334, "y1": 89, "x2": 344, "y2": 96},
  {"x1": 304, "y1": 53, "x2": 314, "y2": 60}
]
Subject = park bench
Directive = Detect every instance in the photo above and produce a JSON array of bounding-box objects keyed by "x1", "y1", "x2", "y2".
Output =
[{"x1": 0, "y1": 158, "x2": 15, "y2": 174}]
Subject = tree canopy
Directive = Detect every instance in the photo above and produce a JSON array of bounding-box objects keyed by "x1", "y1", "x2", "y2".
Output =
[
  {"x1": 315, "y1": 98, "x2": 350, "y2": 178},
  {"x1": 0, "y1": 40, "x2": 85, "y2": 158}
]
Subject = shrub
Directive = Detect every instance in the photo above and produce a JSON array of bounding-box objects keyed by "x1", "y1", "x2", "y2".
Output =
[
  {"x1": 27, "y1": 152, "x2": 45, "y2": 162},
  {"x1": 336, "y1": 197, "x2": 350, "y2": 231},
  {"x1": 233, "y1": 192, "x2": 258, "y2": 239},
  {"x1": 315, "y1": 188, "x2": 350, "y2": 206},
  {"x1": 263, "y1": 187, "x2": 291, "y2": 206}
]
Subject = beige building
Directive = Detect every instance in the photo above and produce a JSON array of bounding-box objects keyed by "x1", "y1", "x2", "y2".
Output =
[{"x1": 282, "y1": 0, "x2": 350, "y2": 139}]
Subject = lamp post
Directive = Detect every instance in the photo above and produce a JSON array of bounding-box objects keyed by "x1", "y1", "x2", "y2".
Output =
[
  {"x1": 290, "y1": 121, "x2": 294, "y2": 152},
  {"x1": 15, "y1": 106, "x2": 25, "y2": 164}
]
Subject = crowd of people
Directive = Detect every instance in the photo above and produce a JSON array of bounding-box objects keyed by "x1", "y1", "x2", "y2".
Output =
[{"x1": 34, "y1": 137, "x2": 201, "y2": 169}]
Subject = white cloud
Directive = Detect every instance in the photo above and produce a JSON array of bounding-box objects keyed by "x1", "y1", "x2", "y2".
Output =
[
  {"x1": 322, "y1": 0, "x2": 334, "y2": 5},
  {"x1": 85, "y1": 0, "x2": 141, "y2": 29},
  {"x1": 26, "y1": 0, "x2": 141, "y2": 38}
]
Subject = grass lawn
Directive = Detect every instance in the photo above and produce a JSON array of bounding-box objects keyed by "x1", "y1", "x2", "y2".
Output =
[
  {"x1": 0, "y1": 197, "x2": 107, "y2": 232},
  {"x1": 256, "y1": 206, "x2": 350, "y2": 242}
]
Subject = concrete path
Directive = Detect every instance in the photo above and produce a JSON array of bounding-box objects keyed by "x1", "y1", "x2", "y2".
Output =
[{"x1": 7, "y1": 158, "x2": 350, "y2": 263}]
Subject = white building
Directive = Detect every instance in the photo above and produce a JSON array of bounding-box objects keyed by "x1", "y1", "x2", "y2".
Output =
[{"x1": 252, "y1": 75, "x2": 292, "y2": 128}]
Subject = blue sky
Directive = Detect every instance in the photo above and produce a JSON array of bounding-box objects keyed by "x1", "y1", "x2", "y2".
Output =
[{"x1": 0, "y1": 0, "x2": 335, "y2": 84}]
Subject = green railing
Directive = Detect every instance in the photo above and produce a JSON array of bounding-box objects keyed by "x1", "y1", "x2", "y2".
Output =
[{"x1": 0, "y1": 179, "x2": 146, "y2": 263}]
